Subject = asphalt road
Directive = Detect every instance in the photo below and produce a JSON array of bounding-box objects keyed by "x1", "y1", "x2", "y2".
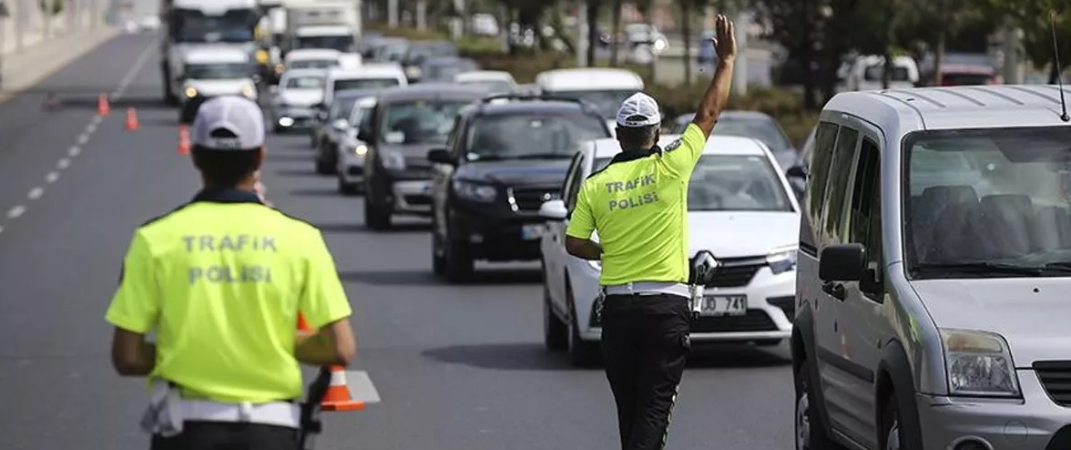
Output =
[{"x1": 0, "y1": 34, "x2": 795, "y2": 450}]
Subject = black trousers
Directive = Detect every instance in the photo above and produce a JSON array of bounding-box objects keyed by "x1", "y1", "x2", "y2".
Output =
[
  {"x1": 601, "y1": 293, "x2": 692, "y2": 450},
  {"x1": 150, "y1": 421, "x2": 299, "y2": 450}
]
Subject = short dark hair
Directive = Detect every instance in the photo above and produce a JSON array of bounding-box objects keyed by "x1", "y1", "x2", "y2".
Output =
[
  {"x1": 190, "y1": 128, "x2": 261, "y2": 187},
  {"x1": 616, "y1": 124, "x2": 659, "y2": 150}
]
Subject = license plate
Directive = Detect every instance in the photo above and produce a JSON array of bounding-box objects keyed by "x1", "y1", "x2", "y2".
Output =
[
  {"x1": 521, "y1": 224, "x2": 545, "y2": 240},
  {"x1": 700, "y1": 295, "x2": 747, "y2": 316}
]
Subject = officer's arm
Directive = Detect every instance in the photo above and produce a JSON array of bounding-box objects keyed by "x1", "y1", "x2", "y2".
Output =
[
  {"x1": 111, "y1": 329, "x2": 156, "y2": 376},
  {"x1": 296, "y1": 231, "x2": 357, "y2": 367},
  {"x1": 564, "y1": 181, "x2": 602, "y2": 260},
  {"x1": 691, "y1": 15, "x2": 737, "y2": 138},
  {"x1": 105, "y1": 232, "x2": 160, "y2": 377}
]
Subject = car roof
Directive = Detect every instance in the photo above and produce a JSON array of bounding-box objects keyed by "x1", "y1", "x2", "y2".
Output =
[
  {"x1": 536, "y1": 68, "x2": 644, "y2": 90},
  {"x1": 184, "y1": 48, "x2": 249, "y2": 64},
  {"x1": 824, "y1": 85, "x2": 1071, "y2": 133},
  {"x1": 327, "y1": 64, "x2": 405, "y2": 79},
  {"x1": 376, "y1": 83, "x2": 488, "y2": 102},
  {"x1": 455, "y1": 70, "x2": 514, "y2": 82},
  {"x1": 464, "y1": 99, "x2": 595, "y2": 116},
  {"x1": 588, "y1": 135, "x2": 771, "y2": 159},
  {"x1": 285, "y1": 49, "x2": 341, "y2": 60}
]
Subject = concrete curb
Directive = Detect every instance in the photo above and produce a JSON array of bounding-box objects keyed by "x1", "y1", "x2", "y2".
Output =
[{"x1": 0, "y1": 27, "x2": 122, "y2": 104}]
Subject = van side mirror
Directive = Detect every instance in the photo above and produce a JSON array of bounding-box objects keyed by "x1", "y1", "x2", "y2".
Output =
[
  {"x1": 689, "y1": 250, "x2": 720, "y2": 285},
  {"x1": 786, "y1": 165, "x2": 807, "y2": 179},
  {"x1": 358, "y1": 128, "x2": 374, "y2": 143},
  {"x1": 538, "y1": 199, "x2": 567, "y2": 221},
  {"x1": 819, "y1": 244, "x2": 866, "y2": 282},
  {"x1": 427, "y1": 148, "x2": 454, "y2": 165}
]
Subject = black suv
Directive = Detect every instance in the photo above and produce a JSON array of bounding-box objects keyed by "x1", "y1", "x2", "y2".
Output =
[
  {"x1": 426, "y1": 94, "x2": 612, "y2": 282},
  {"x1": 357, "y1": 84, "x2": 489, "y2": 230}
]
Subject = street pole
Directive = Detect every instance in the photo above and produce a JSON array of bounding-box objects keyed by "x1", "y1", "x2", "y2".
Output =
[
  {"x1": 0, "y1": 1, "x2": 7, "y2": 90},
  {"x1": 387, "y1": 0, "x2": 397, "y2": 28},
  {"x1": 1001, "y1": 23, "x2": 1023, "y2": 85},
  {"x1": 415, "y1": 0, "x2": 425, "y2": 31},
  {"x1": 576, "y1": 4, "x2": 587, "y2": 68}
]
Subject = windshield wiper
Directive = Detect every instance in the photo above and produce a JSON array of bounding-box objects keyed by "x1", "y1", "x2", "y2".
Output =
[{"x1": 913, "y1": 262, "x2": 1047, "y2": 276}]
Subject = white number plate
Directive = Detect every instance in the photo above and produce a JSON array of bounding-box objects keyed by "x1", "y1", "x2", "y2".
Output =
[
  {"x1": 701, "y1": 295, "x2": 747, "y2": 316},
  {"x1": 521, "y1": 224, "x2": 545, "y2": 240}
]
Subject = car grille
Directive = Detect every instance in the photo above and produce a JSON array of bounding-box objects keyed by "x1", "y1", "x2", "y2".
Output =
[
  {"x1": 1034, "y1": 361, "x2": 1071, "y2": 406},
  {"x1": 705, "y1": 257, "x2": 766, "y2": 288},
  {"x1": 404, "y1": 195, "x2": 431, "y2": 206},
  {"x1": 692, "y1": 310, "x2": 778, "y2": 333},
  {"x1": 510, "y1": 187, "x2": 559, "y2": 212}
]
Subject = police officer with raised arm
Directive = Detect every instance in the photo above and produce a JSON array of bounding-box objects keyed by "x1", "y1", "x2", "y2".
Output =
[
  {"x1": 105, "y1": 96, "x2": 357, "y2": 450},
  {"x1": 564, "y1": 14, "x2": 737, "y2": 450}
]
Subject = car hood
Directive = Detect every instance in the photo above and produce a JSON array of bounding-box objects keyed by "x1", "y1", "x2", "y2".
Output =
[
  {"x1": 279, "y1": 89, "x2": 322, "y2": 106},
  {"x1": 911, "y1": 279, "x2": 1071, "y2": 366},
  {"x1": 185, "y1": 79, "x2": 253, "y2": 96},
  {"x1": 686, "y1": 211, "x2": 800, "y2": 258},
  {"x1": 455, "y1": 159, "x2": 572, "y2": 187}
]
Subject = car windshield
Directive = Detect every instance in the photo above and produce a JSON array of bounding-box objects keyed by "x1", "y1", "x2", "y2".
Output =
[
  {"x1": 547, "y1": 89, "x2": 639, "y2": 119},
  {"x1": 376, "y1": 43, "x2": 408, "y2": 62},
  {"x1": 378, "y1": 100, "x2": 470, "y2": 145},
  {"x1": 172, "y1": 10, "x2": 256, "y2": 43},
  {"x1": 289, "y1": 59, "x2": 338, "y2": 70},
  {"x1": 465, "y1": 113, "x2": 609, "y2": 161},
  {"x1": 408, "y1": 43, "x2": 458, "y2": 60},
  {"x1": 185, "y1": 63, "x2": 251, "y2": 79},
  {"x1": 905, "y1": 127, "x2": 1071, "y2": 278},
  {"x1": 330, "y1": 97, "x2": 359, "y2": 119},
  {"x1": 422, "y1": 60, "x2": 479, "y2": 81},
  {"x1": 334, "y1": 78, "x2": 400, "y2": 91},
  {"x1": 941, "y1": 73, "x2": 992, "y2": 86},
  {"x1": 285, "y1": 75, "x2": 324, "y2": 89},
  {"x1": 595, "y1": 155, "x2": 793, "y2": 211},
  {"x1": 295, "y1": 35, "x2": 356, "y2": 53},
  {"x1": 672, "y1": 115, "x2": 793, "y2": 152}
]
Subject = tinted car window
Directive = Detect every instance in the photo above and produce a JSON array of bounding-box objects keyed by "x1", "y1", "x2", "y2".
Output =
[
  {"x1": 334, "y1": 78, "x2": 400, "y2": 91},
  {"x1": 285, "y1": 75, "x2": 325, "y2": 89},
  {"x1": 330, "y1": 97, "x2": 358, "y2": 119},
  {"x1": 596, "y1": 155, "x2": 792, "y2": 211},
  {"x1": 422, "y1": 60, "x2": 480, "y2": 82},
  {"x1": 546, "y1": 89, "x2": 639, "y2": 119},
  {"x1": 185, "y1": 63, "x2": 251, "y2": 79},
  {"x1": 378, "y1": 100, "x2": 470, "y2": 145},
  {"x1": 465, "y1": 113, "x2": 609, "y2": 160},
  {"x1": 289, "y1": 59, "x2": 338, "y2": 70},
  {"x1": 296, "y1": 35, "x2": 356, "y2": 53}
]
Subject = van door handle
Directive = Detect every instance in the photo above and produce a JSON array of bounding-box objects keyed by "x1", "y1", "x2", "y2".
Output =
[{"x1": 822, "y1": 282, "x2": 847, "y2": 301}]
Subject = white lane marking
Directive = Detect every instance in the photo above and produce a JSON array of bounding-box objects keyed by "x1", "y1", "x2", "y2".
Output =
[
  {"x1": 68, "y1": 146, "x2": 81, "y2": 157},
  {"x1": 86, "y1": 122, "x2": 97, "y2": 134},
  {"x1": 92, "y1": 115, "x2": 103, "y2": 126},
  {"x1": 112, "y1": 40, "x2": 157, "y2": 100},
  {"x1": 7, "y1": 206, "x2": 26, "y2": 219},
  {"x1": 57, "y1": 158, "x2": 70, "y2": 169},
  {"x1": 27, "y1": 187, "x2": 44, "y2": 200},
  {"x1": 45, "y1": 172, "x2": 60, "y2": 183},
  {"x1": 78, "y1": 134, "x2": 89, "y2": 145},
  {"x1": 344, "y1": 370, "x2": 381, "y2": 404}
]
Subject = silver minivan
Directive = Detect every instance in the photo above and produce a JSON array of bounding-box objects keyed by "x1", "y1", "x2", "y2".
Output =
[{"x1": 793, "y1": 85, "x2": 1071, "y2": 450}]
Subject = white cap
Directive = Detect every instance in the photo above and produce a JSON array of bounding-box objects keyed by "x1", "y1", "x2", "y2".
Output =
[
  {"x1": 191, "y1": 96, "x2": 266, "y2": 150},
  {"x1": 616, "y1": 92, "x2": 662, "y2": 128}
]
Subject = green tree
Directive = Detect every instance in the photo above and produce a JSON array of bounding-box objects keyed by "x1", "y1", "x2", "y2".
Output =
[{"x1": 985, "y1": 0, "x2": 1071, "y2": 83}]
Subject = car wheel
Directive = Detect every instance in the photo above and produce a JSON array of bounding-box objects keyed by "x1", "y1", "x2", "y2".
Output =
[
  {"x1": 566, "y1": 283, "x2": 598, "y2": 367},
  {"x1": 881, "y1": 393, "x2": 903, "y2": 450},
  {"x1": 444, "y1": 237, "x2": 474, "y2": 283},
  {"x1": 431, "y1": 214, "x2": 446, "y2": 276},
  {"x1": 543, "y1": 275, "x2": 568, "y2": 351},
  {"x1": 364, "y1": 194, "x2": 391, "y2": 230},
  {"x1": 795, "y1": 357, "x2": 838, "y2": 450}
]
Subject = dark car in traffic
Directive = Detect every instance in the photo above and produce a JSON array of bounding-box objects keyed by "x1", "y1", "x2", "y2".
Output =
[
  {"x1": 418, "y1": 57, "x2": 480, "y2": 83},
  {"x1": 400, "y1": 41, "x2": 459, "y2": 82},
  {"x1": 358, "y1": 84, "x2": 489, "y2": 229},
  {"x1": 671, "y1": 110, "x2": 797, "y2": 170},
  {"x1": 426, "y1": 94, "x2": 612, "y2": 282}
]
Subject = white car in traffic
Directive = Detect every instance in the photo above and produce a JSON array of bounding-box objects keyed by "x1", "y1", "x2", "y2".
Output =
[
  {"x1": 269, "y1": 68, "x2": 327, "y2": 132},
  {"x1": 335, "y1": 96, "x2": 376, "y2": 195},
  {"x1": 454, "y1": 70, "x2": 516, "y2": 93},
  {"x1": 538, "y1": 134, "x2": 800, "y2": 365}
]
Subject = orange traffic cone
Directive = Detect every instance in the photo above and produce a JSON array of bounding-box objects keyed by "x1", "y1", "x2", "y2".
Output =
[
  {"x1": 97, "y1": 94, "x2": 110, "y2": 116},
  {"x1": 178, "y1": 125, "x2": 191, "y2": 155},
  {"x1": 296, "y1": 314, "x2": 365, "y2": 412},
  {"x1": 125, "y1": 108, "x2": 139, "y2": 131}
]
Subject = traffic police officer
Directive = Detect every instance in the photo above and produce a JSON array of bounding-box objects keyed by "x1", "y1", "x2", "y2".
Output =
[
  {"x1": 105, "y1": 96, "x2": 357, "y2": 450},
  {"x1": 564, "y1": 15, "x2": 737, "y2": 450}
]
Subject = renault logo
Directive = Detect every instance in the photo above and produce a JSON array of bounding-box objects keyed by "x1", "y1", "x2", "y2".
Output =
[{"x1": 541, "y1": 192, "x2": 553, "y2": 201}]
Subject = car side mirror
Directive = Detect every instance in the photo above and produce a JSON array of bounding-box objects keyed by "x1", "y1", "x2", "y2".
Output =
[
  {"x1": 332, "y1": 119, "x2": 350, "y2": 132},
  {"x1": 689, "y1": 250, "x2": 720, "y2": 285},
  {"x1": 427, "y1": 148, "x2": 455, "y2": 165},
  {"x1": 538, "y1": 199, "x2": 568, "y2": 221},
  {"x1": 358, "y1": 128, "x2": 374, "y2": 143},
  {"x1": 819, "y1": 243, "x2": 866, "y2": 282},
  {"x1": 786, "y1": 165, "x2": 807, "y2": 179}
]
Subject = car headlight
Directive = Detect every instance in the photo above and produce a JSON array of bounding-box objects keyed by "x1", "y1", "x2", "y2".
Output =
[
  {"x1": 184, "y1": 86, "x2": 198, "y2": 98},
  {"x1": 353, "y1": 144, "x2": 368, "y2": 156},
  {"x1": 766, "y1": 246, "x2": 798, "y2": 275},
  {"x1": 452, "y1": 179, "x2": 496, "y2": 202},
  {"x1": 241, "y1": 85, "x2": 257, "y2": 99},
  {"x1": 941, "y1": 329, "x2": 1020, "y2": 397},
  {"x1": 381, "y1": 150, "x2": 406, "y2": 170}
]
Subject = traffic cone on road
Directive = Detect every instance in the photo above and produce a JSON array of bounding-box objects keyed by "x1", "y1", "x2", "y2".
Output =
[
  {"x1": 125, "y1": 108, "x2": 139, "y2": 131},
  {"x1": 177, "y1": 125, "x2": 191, "y2": 155},
  {"x1": 296, "y1": 314, "x2": 365, "y2": 412},
  {"x1": 97, "y1": 94, "x2": 110, "y2": 116}
]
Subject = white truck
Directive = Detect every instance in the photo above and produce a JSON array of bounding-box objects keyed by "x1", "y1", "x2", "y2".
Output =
[
  {"x1": 281, "y1": 0, "x2": 362, "y2": 63},
  {"x1": 159, "y1": 0, "x2": 261, "y2": 105}
]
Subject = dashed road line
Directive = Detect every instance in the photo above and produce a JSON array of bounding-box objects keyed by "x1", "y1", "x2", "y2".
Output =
[
  {"x1": 27, "y1": 187, "x2": 44, "y2": 200},
  {"x1": 45, "y1": 172, "x2": 60, "y2": 183},
  {"x1": 68, "y1": 146, "x2": 81, "y2": 157},
  {"x1": 7, "y1": 206, "x2": 26, "y2": 219},
  {"x1": 86, "y1": 122, "x2": 97, "y2": 134},
  {"x1": 77, "y1": 134, "x2": 89, "y2": 145},
  {"x1": 57, "y1": 158, "x2": 70, "y2": 169}
]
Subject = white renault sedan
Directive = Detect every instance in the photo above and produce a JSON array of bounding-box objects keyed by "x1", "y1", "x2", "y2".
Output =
[{"x1": 538, "y1": 134, "x2": 801, "y2": 365}]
